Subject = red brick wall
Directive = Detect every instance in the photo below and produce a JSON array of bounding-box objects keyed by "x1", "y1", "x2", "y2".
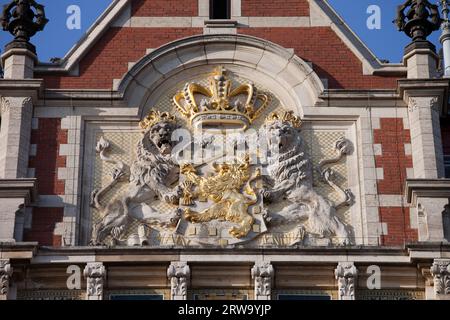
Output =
[
  {"x1": 29, "y1": 118, "x2": 67, "y2": 195},
  {"x1": 131, "y1": 0, "x2": 198, "y2": 17},
  {"x1": 379, "y1": 207, "x2": 418, "y2": 246},
  {"x1": 374, "y1": 119, "x2": 412, "y2": 195},
  {"x1": 38, "y1": 27, "x2": 399, "y2": 90},
  {"x1": 23, "y1": 208, "x2": 64, "y2": 246},
  {"x1": 242, "y1": 0, "x2": 310, "y2": 16},
  {"x1": 374, "y1": 118, "x2": 417, "y2": 246},
  {"x1": 37, "y1": 27, "x2": 202, "y2": 89},
  {"x1": 238, "y1": 28, "x2": 398, "y2": 89}
]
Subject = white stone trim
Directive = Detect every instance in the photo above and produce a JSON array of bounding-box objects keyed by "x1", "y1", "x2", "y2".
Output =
[
  {"x1": 376, "y1": 168, "x2": 384, "y2": 180},
  {"x1": 54, "y1": 116, "x2": 84, "y2": 246},
  {"x1": 406, "y1": 168, "x2": 414, "y2": 179},
  {"x1": 231, "y1": 0, "x2": 241, "y2": 17},
  {"x1": 373, "y1": 144, "x2": 382, "y2": 156},
  {"x1": 110, "y1": 2, "x2": 130, "y2": 27},
  {"x1": 247, "y1": 17, "x2": 310, "y2": 27},
  {"x1": 119, "y1": 34, "x2": 325, "y2": 117},
  {"x1": 116, "y1": 16, "x2": 312, "y2": 28},
  {"x1": 128, "y1": 17, "x2": 193, "y2": 27},
  {"x1": 30, "y1": 252, "x2": 415, "y2": 265},
  {"x1": 203, "y1": 27, "x2": 237, "y2": 35},
  {"x1": 371, "y1": 117, "x2": 381, "y2": 130},
  {"x1": 198, "y1": 0, "x2": 209, "y2": 17},
  {"x1": 404, "y1": 143, "x2": 412, "y2": 156},
  {"x1": 378, "y1": 195, "x2": 408, "y2": 207}
]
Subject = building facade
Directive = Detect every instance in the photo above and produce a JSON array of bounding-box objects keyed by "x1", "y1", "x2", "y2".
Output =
[{"x1": 0, "y1": 0, "x2": 450, "y2": 300}]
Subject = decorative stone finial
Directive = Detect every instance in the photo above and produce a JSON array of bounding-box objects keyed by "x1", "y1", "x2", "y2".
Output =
[
  {"x1": 0, "y1": 0, "x2": 48, "y2": 53},
  {"x1": 394, "y1": 0, "x2": 441, "y2": 42}
]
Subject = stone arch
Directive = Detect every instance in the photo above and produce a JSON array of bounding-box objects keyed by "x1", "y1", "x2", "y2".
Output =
[{"x1": 118, "y1": 34, "x2": 324, "y2": 118}]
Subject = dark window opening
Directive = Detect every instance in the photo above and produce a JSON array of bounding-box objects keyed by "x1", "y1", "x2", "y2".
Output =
[
  {"x1": 109, "y1": 294, "x2": 163, "y2": 300},
  {"x1": 445, "y1": 155, "x2": 450, "y2": 178},
  {"x1": 444, "y1": 203, "x2": 450, "y2": 242},
  {"x1": 210, "y1": 0, "x2": 231, "y2": 19},
  {"x1": 277, "y1": 294, "x2": 331, "y2": 300}
]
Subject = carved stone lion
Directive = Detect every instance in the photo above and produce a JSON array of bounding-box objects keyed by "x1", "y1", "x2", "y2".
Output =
[
  {"x1": 90, "y1": 111, "x2": 183, "y2": 245},
  {"x1": 261, "y1": 112, "x2": 351, "y2": 245}
]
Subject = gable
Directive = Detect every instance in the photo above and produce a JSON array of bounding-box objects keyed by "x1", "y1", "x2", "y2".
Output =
[{"x1": 34, "y1": 0, "x2": 405, "y2": 90}]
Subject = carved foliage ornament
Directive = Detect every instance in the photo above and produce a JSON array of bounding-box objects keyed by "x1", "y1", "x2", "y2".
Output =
[
  {"x1": 408, "y1": 96, "x2": 440, "y2": 113},
  {"x1": 0, "y1": 260, "x2": 12, "y2": 295},
  {"x1": 335, "y1": 262, "x2": 358, "y2": 299},
  {"x1": 167, "y1": 263, "x2": 190, "y2": 298},
  {"x1": 430, "y1": 260, "x2": 450, "y2": 295},
  {"x1": 251, "y1": 262, "x2": 274, "y2": 297},
  {"x1": 83, "y1": 263, "x2": 106, "y2": 297},
  {"x1": 0, "y1": 96, "x2": 9, "y2": 115},
  {"x1": 394, "y1": 0, "x2": 441, "y2": 41}
]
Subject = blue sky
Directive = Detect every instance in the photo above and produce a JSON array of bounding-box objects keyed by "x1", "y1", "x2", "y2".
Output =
[{"x1": 0, "y1": 0, "x2": 443, "y2": 63}]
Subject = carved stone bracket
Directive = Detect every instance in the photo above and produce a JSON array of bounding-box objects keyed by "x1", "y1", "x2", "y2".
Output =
[
  {"x1": 407, "y1": 96, "x2": 440, "y2": 113},
  {"x1": 0, "y1": 96, "x2": 10, "y2": 115},
  {"x1": 83, "y1": 262, "x2": 106, "y2": 300},
  {"x1": 335, "y1": 262, "x2": 358, "y2": 300},
  {"x1": 251, "y1": 262, "x2": 274, "y2": 300},
  {"x1": 167, "y1": 262, "x2": 190, "y2": 300},
  {"x1": 430, "y1": 259, "x2": 450, "y2": 297},
  {"x1": 0, "y1": 259, "x2": 12, "y2": 300}
]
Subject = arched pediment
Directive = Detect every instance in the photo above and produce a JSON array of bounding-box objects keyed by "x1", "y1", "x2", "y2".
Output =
[{"x1": 118, "y1": 34, "x2": 324, "y2": 118}]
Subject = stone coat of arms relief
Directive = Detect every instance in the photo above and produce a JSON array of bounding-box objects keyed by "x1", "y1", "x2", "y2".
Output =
[{"x1": 89, "y1": 67, "x2": 354, "y2": 247}]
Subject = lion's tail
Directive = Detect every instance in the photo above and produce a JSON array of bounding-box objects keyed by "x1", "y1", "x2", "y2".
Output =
[{"x1": 244, "y1": 170, "x2": 263, "y2": 206}]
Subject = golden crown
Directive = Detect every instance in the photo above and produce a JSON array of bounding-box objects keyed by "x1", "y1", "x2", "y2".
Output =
[
  {"x1": 265, "y1": 110, "x2": 303, "y2": 128},
  {"x1": 139, "y1": 110, "x2": 177, "y2": 130},
  {"x1": 173, "y1": 67, "x2": 270, "y2": 130}
]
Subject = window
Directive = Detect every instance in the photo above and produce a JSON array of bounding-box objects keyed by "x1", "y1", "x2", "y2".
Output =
[
  {"x1": 277, "y1": 294, "x2": 331, "y2": 300},
  {"x1": 444, "y1": 204, "x2": 450, "y2": 242},
  {"x1": 445, "y1": 155, "x2": 450, "y2": 178},
  {"x1": 210, "y1": 0, "x2": 231, "y2": 19},
  {"x1": 109, "y1": 294, "x2": 164, "y2": 300}
]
